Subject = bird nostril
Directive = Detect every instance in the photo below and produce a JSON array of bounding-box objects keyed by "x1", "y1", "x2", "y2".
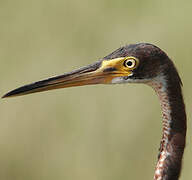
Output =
[{"x1": 103, "y1": 67, "x2": 117, "y2": 72}]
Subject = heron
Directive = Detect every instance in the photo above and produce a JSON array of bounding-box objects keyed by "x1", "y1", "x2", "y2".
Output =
[{"x1": 2, "y1": 43, "x2": 186, "y2": 180}]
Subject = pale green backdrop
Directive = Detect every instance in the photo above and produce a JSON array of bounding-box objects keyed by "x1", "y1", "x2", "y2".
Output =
[{"x1": 0, "y1": 0, "x2": 191, "y2": 179}]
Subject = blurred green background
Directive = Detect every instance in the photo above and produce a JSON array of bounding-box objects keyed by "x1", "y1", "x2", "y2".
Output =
[{"x1": 0, "y1": 0, "x2": 192, "y2": 179}]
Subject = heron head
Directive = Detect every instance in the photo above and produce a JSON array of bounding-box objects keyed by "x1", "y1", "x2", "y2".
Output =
[{"x1": 2, "y1": 43, "x2": 174, "y2": 98}]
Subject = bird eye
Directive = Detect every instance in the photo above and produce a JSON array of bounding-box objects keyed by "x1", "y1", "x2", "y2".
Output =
[{"x1": 124, "y1": 59, "x2": 137, "y2": 69}]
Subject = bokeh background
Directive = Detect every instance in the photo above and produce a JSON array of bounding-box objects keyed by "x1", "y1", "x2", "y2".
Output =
[{"x1": 0, "y1": 0, "x2": 192, "y2": 179}]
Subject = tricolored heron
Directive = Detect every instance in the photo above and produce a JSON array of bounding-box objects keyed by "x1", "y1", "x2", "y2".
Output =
[{"x1": 2, "y1": 43, "x2": 186, "y2": 180}]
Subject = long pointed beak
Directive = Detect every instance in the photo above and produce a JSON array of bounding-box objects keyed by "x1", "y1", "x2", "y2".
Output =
[{"x1": 2, "y1": 59, "x2": 129, "y2": 98}]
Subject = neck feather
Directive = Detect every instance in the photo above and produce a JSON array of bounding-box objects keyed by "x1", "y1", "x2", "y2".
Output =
[{"x1": 147, "y1": 72, "x2": 186, "y2": 180}]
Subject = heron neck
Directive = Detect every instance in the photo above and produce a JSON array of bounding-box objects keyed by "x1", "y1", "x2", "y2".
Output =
[{"x1": 147, "y1": 74, "x2": 186, "y2": 180}]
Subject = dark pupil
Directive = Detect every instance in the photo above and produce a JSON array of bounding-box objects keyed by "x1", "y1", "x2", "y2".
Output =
[{"x1": 126, "y1": 60, "x2": 133, "y2": 67}]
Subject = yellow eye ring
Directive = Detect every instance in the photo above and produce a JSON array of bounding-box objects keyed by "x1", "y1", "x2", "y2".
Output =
[{"x1": 123, "y1": 58, "x2": 138, "y2": 69}]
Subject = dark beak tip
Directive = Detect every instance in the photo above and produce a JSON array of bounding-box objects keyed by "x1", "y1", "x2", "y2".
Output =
[
  {"x1": 2, "y1": 95, "x2": 6, "y2": 99},
  {"x1": 2, "y1": 90, "x2": 19, "y2": 99},
  {"x1": 2, "y1": 93, "x2": 12, "y2": 98}
]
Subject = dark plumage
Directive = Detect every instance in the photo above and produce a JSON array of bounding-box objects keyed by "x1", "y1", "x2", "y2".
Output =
[{"x1": 2, "y1": 43, "x2": 186, "y2": 180}]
